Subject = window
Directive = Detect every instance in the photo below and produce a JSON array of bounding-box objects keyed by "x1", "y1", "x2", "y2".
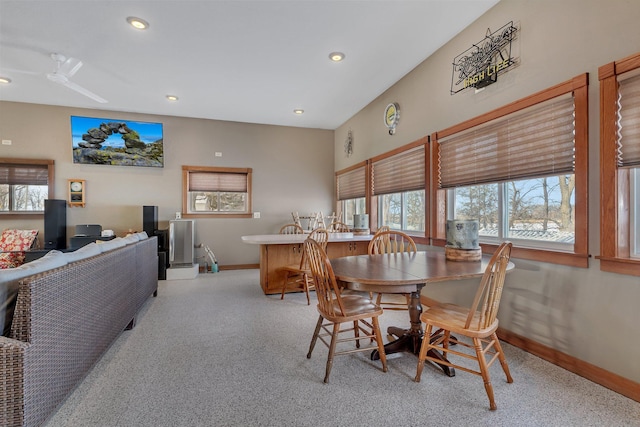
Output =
[
  {"x1": 182, "y1": 166, "x2": 252, "y2": 218},
  {"x1": 336, "y1": 162, "x2": 367, "y2": 227},
  {"x1": 378, "y1": 189, "x2": 425, "y2": 232},
  {"x1": 598, "y1": 52, "x2": 640, "y2": 276},
  {"x1": 449, "y1": 176, "x2": 575, "y2": 251},
  {"x1": 0, "y1": 158, "x2": 54, "y2": 216},
  {"x1": 371, "y1": 142, "x2": 427, "y2": 235},
  {"x1": 432, "y1": 74, "x2": 589, "y2": 267},
  {"x1": 341, "y1": 197, "x2": 366, "y2": 227}
]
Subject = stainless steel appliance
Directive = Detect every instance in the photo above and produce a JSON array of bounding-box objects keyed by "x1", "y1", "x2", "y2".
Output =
[{"x1": 169, "y1": 219, "x2": 194, "y2": 268}]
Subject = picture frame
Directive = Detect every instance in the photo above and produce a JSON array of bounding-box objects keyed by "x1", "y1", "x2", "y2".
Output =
[{"x1": 71, "y1": 115, "x2": 164, "y2": 167}]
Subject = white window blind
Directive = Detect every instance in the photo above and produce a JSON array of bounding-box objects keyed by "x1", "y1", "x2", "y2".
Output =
[
  {"x1": 618, "y1": 71, "x2": 640, "y2": 168},
  {"x1": 337, "y1": 165, "x2": 366, "y2": 200},
  {"x1": 438, "y1": 94, "x2": 575, "y2": 188},
  {"x1": 371, "y1": 145, "x2": 425, "y2": 196},
  {"x1": 188, "y1": 171, "x2": 247, "y2": 192}
]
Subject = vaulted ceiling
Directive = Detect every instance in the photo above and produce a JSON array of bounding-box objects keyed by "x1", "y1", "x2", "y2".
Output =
[{"x1": 0, "y1": 1, "x2": 499, "y2": 129}]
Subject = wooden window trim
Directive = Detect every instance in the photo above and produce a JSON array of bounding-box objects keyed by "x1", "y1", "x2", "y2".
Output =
[
  {"x1": 0, "y1": 158, "x2": 55, "y2": 218},
  {"x1": 182, "y1": 165, "x2": 253, "y2": 219},
  {"x1": 430, "y1": 74, "x2": 589, "y2": 268},
  {"x1": 597, "y1": 52, "x2": 640, "y2": 276}
]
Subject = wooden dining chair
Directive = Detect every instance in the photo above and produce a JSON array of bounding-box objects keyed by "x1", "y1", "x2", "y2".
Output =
[
  {"x1": 279, "y1": 228, "x2": 329, "y2": 305},
  {"x1": 328, "y1": 221, "x2": 350, "y2": 233},
  {"x1": 304, "y1": 237, "x2": 388, "y2": 383},
  {"x1": 368, "y1": 230, "x2": 417, "y2": 310},
  {"x1": 414, "y1": 241, "x2": 514, "y2": 410},
  {"x1": 279, "y1": 223, "x2": 304, "y2": 234}
]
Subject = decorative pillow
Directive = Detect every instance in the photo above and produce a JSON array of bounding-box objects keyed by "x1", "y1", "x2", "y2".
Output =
[
  {"x1": 0, "y1": 252, "x2": 23, "y2": 269},
  {"x1": 0, "y1": 229, "x2": 39, "y2": 252},
  {"x1": 0, "y1": 229, "x2": 39, "y2": 269}
]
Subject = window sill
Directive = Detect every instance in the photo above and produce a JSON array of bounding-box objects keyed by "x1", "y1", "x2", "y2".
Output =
[
  {"x1": 0, "y1": 212, "x2": 45, "y2": 218},
  {"x1": 596, "y1": 256, "x2": 640, "y2": 277},
  {"x1": 431, "y1": 238, "x2": 589, "y2": 268}
]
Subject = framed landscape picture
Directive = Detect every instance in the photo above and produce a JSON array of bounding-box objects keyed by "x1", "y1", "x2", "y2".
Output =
[{"x1": 71, "y1": 115, "x2": 164, "y2": 167}]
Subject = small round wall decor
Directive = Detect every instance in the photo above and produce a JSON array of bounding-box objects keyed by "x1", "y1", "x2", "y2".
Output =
[{"x1": 384, "y1": 102, "x2": 400, "y2": 135}]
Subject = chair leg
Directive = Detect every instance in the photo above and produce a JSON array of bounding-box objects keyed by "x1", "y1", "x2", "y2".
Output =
[
  {"x1": 324, "y1": 322, "x2": 340, "y2": 383},
  {"x1": 474, "y1": 337, "x2": 497, "y2": 410},
  {"x1": 280, "y1": 272, "x2": 291, "y2": 300},
  {"x1": 354, "y1": 320, "x2": 360, "y2": 348},
  {"x1": 443, "y1": 330, "x2": 451, "y2": 352},
  {"x1": 307, "y1": 315, "x2": 324, "y2": 359},
  {"x1": 372, "y1": 316, "x2": 388, "y2": 373},
  {"x1": 492, "y1": 333, "x2": 513, "y2": 383},
  {"x1": 303, "y1": 273, "x2": 311, "y2": 305},
  {"x1": 415, "y1": 324, "x2": 433, "y2": 382}
]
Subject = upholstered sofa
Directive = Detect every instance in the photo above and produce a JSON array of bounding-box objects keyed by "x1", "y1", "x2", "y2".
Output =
[{"x1": 0, "y1": 233, "x2": 158, "y2": 427}]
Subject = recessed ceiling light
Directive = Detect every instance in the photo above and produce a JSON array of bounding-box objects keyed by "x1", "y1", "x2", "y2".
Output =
[
  {"x1": 166, "y1": 95, "x2": 179, "y2": 101},
  {"x1": 329, "y1": 52, "x2": 345, "y2": 62},
  {"x1": 0, "y1": 77, "x2": 11, "y2": 84},
  {"x1": 293, "y1": 109, "x2": 304, "y2": 115},
  {"x1": 127, "y1": 16, "x2": 149, "y2": 30}
]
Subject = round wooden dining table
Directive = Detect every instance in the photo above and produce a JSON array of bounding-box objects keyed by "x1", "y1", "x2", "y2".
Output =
[{"x1": 330, "y1": 250, "x2": 514, "y2": 376}]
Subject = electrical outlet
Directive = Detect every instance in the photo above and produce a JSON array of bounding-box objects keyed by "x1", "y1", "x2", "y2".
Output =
[
  {"x1": 215, "y1": 152, "x2": 222, "y2": 157},
  {"x1": 253, "y1": 212, "x2": 260, "y2": 219},
  {"x1": 2, "y1": 140, "x2": 11, "y2": 145}
]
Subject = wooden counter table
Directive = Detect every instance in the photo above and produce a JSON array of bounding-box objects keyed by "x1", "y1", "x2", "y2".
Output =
[{"x1": 241, "y1": 233, "x2": 374, "y2": 294}]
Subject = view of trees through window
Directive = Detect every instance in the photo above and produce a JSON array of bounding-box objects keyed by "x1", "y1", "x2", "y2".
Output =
[
  {"x1": 190, "y1": 192, "x2": 246, "y2": 212},
  {"x1": 378, "y1": 190, "x2": 425, "y2": 232},
  {"x1": 0, "y1": 184, "x2": 48, "y2": 211},
  {"x1": 452, "y1": 175, "x2": 575, "y2": 244}
]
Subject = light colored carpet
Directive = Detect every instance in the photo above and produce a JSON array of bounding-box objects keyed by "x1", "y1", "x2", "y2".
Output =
[{"x1": 44, "y1": 270, "x2": 639, "y2": 426}]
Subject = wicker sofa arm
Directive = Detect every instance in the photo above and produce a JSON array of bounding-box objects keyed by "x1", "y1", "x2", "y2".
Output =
[
  {"x1": 0, "y1": 337, "x2": 29, "y2": 427},
  {"x1": 0, "y1": 335, "x2": 29, "y2": 349}
]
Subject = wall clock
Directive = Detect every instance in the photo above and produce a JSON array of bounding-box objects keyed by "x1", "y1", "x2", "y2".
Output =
[
  {"x1": 384, "y1": 102, "x2": 400, "y2": 135},
  {"x1": 68, "y1": 179, "x2": 85, "y2": 207}
]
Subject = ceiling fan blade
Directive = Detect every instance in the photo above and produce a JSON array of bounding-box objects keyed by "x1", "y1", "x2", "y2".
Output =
[
  {"x1": 59, "y1": 57, "x2": 83, "y2": 77},
  {"x1": 0, "y1": 67, "x2": 40, "y2": 75},
  {"x1": 61, "y1": 79, "x2": 108, "y2": 103},
  {"x1": 47, "y1": 73, "x2": 107, "y2": 103}
]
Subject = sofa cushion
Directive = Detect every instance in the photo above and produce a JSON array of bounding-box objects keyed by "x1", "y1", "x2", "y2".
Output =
[
  {"x1": 64, "y1": 242, "x2": 102, "y2": 263},
  {"x1": 123, "y1": 234, "x2": 139, "y2": 245},
  {"x1": 96, "y1": 237, "x2": 127, "y2": 252},
  {"x1": 0, "y1": 250, "x2": 67, "y2": 336}
]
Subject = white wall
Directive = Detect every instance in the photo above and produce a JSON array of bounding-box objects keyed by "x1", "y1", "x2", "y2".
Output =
[
  {"x1": 334, "y1": 0, "x2": 640, "y2": 383},
  {"x1": 0, "y1": 101, "x2": 335, "y2": 265}
]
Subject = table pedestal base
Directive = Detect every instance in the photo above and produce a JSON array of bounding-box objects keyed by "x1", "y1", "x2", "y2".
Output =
[{"x1": 370, "y1": 289, "x2": 455, "y2": 377}]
